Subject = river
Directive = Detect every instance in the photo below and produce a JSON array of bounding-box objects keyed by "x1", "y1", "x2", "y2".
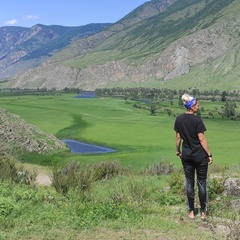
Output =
[{"x1": 62, "y1": 139, "x2": 116, "y2": 154}]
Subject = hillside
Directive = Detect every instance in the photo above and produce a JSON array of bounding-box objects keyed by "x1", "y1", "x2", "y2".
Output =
[
  {"x1": 3, "y1": 0, "x2": 240, "y2": 91},
  {"x1": 0, "y1": 23, "x2": 111, "y2": 79},
  {"x1": 0, "y1": 108, "x2": 67, "y2": 156}
]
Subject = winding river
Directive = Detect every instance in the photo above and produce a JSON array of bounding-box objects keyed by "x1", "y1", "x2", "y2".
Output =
[
  {"x1": 62, "y1": 92, "x2": 116, "y2": 154},
  {"x1": 62, "y1": 139, "x2": 116, "y2": 154}
]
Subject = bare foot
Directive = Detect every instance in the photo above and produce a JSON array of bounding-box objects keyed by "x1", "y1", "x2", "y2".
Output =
[
  {"x1": 201, "y1": 212, "x2": 207, "y2": 221},
  {"x1": 188, "y1": 210, "x2": 195, "y2": 220}
]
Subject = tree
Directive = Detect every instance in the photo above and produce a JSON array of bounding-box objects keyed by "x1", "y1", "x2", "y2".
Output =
[
  {"x1": 221, "y1": 91, "x2": 228, "y2": 102},
  {"x1": 222, "y1": 102, "x2": 237, "y2": 118},
  {"x1": 149, "y1": 104, "x2": 159, "y2": 116}
]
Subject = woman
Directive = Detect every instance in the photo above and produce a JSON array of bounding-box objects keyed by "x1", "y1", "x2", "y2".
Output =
[{"x1": 174, "y1": 93, "x2": 213, "y2": 221}]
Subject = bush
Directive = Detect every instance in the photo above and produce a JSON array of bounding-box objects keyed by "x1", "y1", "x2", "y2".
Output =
[
  {"x1": 52, "y1": 161, "x2": 127, "y2": 195},
  {"x1": 52, "y1": 161, "x2": 95, "y2": 195},
  {"x1": 127, "y1": 177, "x2": 149, "y2": 205},
  {"x1": 168, "y1": 169, "x2": 185, "y2": 194},
  {"x1": 92, "y1": 161, "x2": 125, "y2": 180},
  {"x1": 0, "y1": 154, "x2": 34, "y2": 184},
  {"x1": 158, "y1": 192, "x2": 185, "y2": 206},
  {"x1": 208, "y1": 177, "x2": 225, "y2": 201},
  {"x1": 142, "y1": 160, "x2": 175, "y2": 176},
  {"x1": 0, "y1": 197, "x2": 16, "y2": 216}
]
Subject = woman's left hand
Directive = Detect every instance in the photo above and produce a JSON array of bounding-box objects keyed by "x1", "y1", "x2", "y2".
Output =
[{"x1": 208, "y1": 156, "x2": 213, "y2": 165}]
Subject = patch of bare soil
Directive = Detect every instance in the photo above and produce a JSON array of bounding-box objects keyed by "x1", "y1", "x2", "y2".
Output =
[
  {"x1": 23, "y1": 163, "x2": 52, "y2": 186},
  {"x1": 35, "y1": 172, "x2": 52, "y2": 186}
]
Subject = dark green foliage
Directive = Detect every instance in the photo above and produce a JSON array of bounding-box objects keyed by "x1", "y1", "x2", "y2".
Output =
[
  {"x1": 157, "y1": 192, "x2": 185, "y2": 206},
  {"x1": 208, "y1": 177, "x2": 225, "y2": 201},
  {"x1": 55, "y1": 113, "x2": 90, "y2": 140},
  {"x1": 221, "y1": 102, "x2": 238, "y2": 119},
  {"x1": 168, "y1": 169, "x2": 185, "y2": 194},
  {"x1": 96, "y1": 87, "x2": 240, "y2": 102},
  {"x1": 149, "y1": 104, "x2": 159, "y2": 116},
  {"x1": 96, "y1": 87, "x2": 178, "y2": 100},
  {"x1": 0, "y1": 197, "x2": 15, "y2": 217}
]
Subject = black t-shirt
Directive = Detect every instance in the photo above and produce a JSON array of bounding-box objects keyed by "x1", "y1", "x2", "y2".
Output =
[{"x1": 174, "y1": 114, "x2": 207, "y2": 160}]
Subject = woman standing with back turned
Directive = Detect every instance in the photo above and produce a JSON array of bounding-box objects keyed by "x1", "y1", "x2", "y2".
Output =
[{"x1": 174, "y1": 93, "x2": 213, "y2": 221}]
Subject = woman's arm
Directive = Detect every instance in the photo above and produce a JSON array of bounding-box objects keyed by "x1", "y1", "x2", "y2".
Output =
[
  {"x1": 176, "y1": 132, "x2": 182, "y2": 158},
  {"x1": 198, "y1": 132, "x2": 213, "y2": 164}
]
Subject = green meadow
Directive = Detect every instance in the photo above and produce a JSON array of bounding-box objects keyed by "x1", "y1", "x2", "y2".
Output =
[
  {"x1": 0, "y1": 93, "x2": 239, "y2": 239},
  {"x1": 0, "y1": 93, "x2": 239, "y2": 168}
]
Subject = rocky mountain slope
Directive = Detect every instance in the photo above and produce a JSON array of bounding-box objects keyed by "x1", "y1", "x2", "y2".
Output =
[
  {"x1": 3, "y1": 0, "x2": 240, "y2": 91},
  {"x1": 0, "y1": 23, "x2": 111, "y2": 78},
  {"x1": 0, "y1": 108, "x2": 67, "y2": 155}
]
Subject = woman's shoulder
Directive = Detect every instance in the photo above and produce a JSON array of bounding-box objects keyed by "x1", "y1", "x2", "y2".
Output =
[
  {"x1": 175, "y1": 113, "x2": 185, "y2": 120},
  {"x1": 176, "y1": 113, "x2": 203, "y2": 122}
]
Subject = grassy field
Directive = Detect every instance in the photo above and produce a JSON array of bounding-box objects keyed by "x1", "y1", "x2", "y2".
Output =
[
  {"x1": 0, "y1": 93, "x2": 239, "y2": 240},
  {"x1": 0, "y1": 93, "x2": 239, "y2": 169}
]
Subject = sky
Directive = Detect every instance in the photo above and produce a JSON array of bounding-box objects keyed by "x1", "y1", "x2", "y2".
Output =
[{"x1": 0, "y1": 0, "x2": 149, "y2": 28}]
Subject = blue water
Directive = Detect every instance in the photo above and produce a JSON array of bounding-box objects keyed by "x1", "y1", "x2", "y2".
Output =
[
  {"x1": 74, "y1": 91, "x2": 96, "y2": 98},
  {"x1": 62, "y1": 139, "x2": 116, "y2": 154}
]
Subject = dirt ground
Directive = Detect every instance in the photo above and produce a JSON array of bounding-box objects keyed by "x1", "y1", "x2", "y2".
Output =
[
  {"x1": 35, "y1": 172, "x2": 52, "y2": 186},
  {"x1": 23, "y1": 164, "x2": 52, "y2": 186}
]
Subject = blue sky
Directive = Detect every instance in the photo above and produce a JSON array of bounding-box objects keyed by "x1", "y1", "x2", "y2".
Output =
[{"x1": 0, "y1": 0, "x2": 148, "y2": 28}]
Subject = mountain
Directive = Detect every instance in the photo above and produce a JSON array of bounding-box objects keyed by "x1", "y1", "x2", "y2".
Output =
[
  {"x1": 3, "y1": 0, "x2": 240, "y2": 91},
  {"x1": 0, "y1": 23, "x2": 111, "y2": 78}
]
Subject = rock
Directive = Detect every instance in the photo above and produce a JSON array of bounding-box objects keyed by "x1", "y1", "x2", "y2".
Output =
[
  {"x1": 231, "y1": 199, "x2": 240, "y2": 212},
  {"x1": 0, "y1": 108, "x2": 67, "y2": 155},
  {"x1": 214, "y1": 225, "x2": 231, "y2": 238},
  {"x1": 223, "y1": 178, "x2": 240, "y2": 197}
]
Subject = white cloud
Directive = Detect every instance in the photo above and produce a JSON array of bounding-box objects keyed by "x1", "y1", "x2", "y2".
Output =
[
  {"x1": 5, "y1": 19, "x2": 18, "y2": 25},
  {"x1": 23, "y1": 15, "x2": 39, "y2": 20}
]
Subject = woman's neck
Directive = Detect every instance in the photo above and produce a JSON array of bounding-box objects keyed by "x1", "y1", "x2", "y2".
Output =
[{"x1": 185, "y1": 109, "x2": 194, "y2": 114}]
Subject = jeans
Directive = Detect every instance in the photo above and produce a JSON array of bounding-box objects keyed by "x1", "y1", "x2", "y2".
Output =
[{"x1": 181, "y1": 157, "x2": 208, "y2": 213}]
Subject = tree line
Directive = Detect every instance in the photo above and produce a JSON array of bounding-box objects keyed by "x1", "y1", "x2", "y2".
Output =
[
  {"x1": 95, "y1": 87, "x2": 240, "y2": 120},
  {"x1": 0, "y1": 87, "x2": 239, "y2": 120},
  {"x1": 95, "y1": 87, "x2": 240, "y2": 102}
]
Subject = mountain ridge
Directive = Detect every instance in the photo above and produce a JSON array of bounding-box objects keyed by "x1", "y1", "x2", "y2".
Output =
[
  {"x1": 2, "y1": 0, "x2": 240, "y2": 91},
  {"x1": 0, "y1": 23, "x2": 111, "y2": 78}
]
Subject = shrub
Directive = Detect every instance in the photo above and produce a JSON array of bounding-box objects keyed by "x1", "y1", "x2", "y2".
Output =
[
  {"x1": 168, "y1": 169, "x2": 185, "y2": 194},
  {"x1": 108, "y1": 177, "x2": 127, "y2": 204},
  {"x1": 0, "y1": 155, "x2": 18, "y2": 183},
  {"x1": 127, "y1": 177, "x2": 149, "y2": 205},
  {"x1": 208, "y1": 176, "x2": 225, "y2": 201},
  {"x1": 143, "y1": 160, "x2": 175, "y2": 176},
  {"x1": 92, "y1": 160, "x2": 125, "y2": 180},
  {"x1": 0, "y1": 154, "x2": 34, "y2": 184},
  {"x1": 158, "y1": 191, "x2": 185, "y2": 206},
  {"x1": 52, "y1": 160, "x2": 128, "y2": 195},
  {"x1": 208, "y1": 164, "x2": 228, "y2": 175},
  {"x1": 52, "y1": 161, "x2": 95, "y2": 195},
  {"x1": 0, "y1": 197, "x2": 16, "y2": 216},
  {"x1": 52, "y1": 168, "x2": 69, "y2": 195}
]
